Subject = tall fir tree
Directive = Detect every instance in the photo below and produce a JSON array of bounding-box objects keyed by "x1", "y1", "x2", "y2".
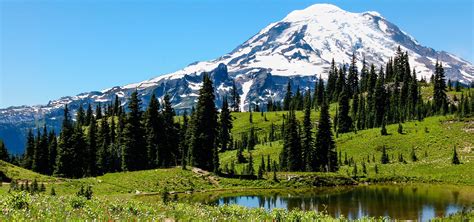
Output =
[
  {"x1": 219, "y1": 96, "x2": 233, "y2": 152},
  {"x1": 23, "y1": 129, "x2": 35, "y2": 169},
  {"x1": 327, "y1": 59, "x2": 337, "y2": 101},
  {"x1": 54, "y1": 105, "x2": 79, "y2": 178},
  {"x1": 283, "y1": 81, "x2": 293, "y2": 111},
  {"x1": 433, "y1": 61, "x2": 448, "y2": 113},
  {"x1": 144, "y1": 94, "x2": 160, "y2": 168},
  {"x1": 188, "y1": 73, "x2": 219, "y2": 172},
  {"x1": 121, "y1": 90, "x2": 146, "y2": 171},
  {"x1": 86, "y1": 116, "x2": 98, "y2": 176},
  {"x1": 337, "y1": 86, "x2": 352, "y2": 133},
  {"x1": 231, "y1": 80, "x2": 241, "y2": 112},
  {"x1": 285, "y1": 109, "x2": 303, "y2": 171},
  {"x1": 347, "y1": 53, "x2": 359, "y2": 97},
  {"x1": 0, "y1": 140, "x2": 9, "y2": 162},
  {"x1": 302, "y1": 90, "x2": 313, "y2": 171},
  {"x1": 314, "y1": 98, "x2": 337, "y2": 172}
]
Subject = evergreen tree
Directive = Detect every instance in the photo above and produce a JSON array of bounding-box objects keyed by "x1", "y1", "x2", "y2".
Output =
[
  {"x1": 33, "y1": 126, "x2": 49, "y2": 174},
  {"x1": 247, "y1": 152, "x2": 255, "y2": 176},
  {"x1": 381, "y1": 146, "x2": 389, "y2": 164},
  {"x1": 85, "y1": 117, "x2": 98, "y2": 176},
  {"x1": 452, "y1": 146, "x2": 460, "y2": 164},
  {"x1": 159, "y1": 94, "x2": 179, "y2": 167},
  {"x1": 374, "y1": 67, "x2": 386, "y2": 126},
  {"x1": 247, "y1": 127, "x2": 256, "y2": 150},
  {"x1": 121, "y1": 90, "x2": 146, "y2": 171},
  {"x1": 433, "y1": 61, "x2": 448, "y2": 113},
  {"x1": 47, "y1": 131, "x2": 57, "y2": 175},
  {"x1": 0, "y1": 140, "x2": 9, "y2": 162},
  {"x1": 97, "y1": 116, "x2": 111, "y2": 174},
  {"x1": 231, "y1": 80, "x2": 241, "y2": 112},
  {"x1": 326, "y1": 59, "x2": 338, "y2": 101},
  {"x1": 219, "y1": 96, "x2": 233, "y2": 151},
  {"x1": 410, "y1": 147, "x2": 417, "y2": 162},
  {"x1": 85, "y1": 104, "x2": 93, "y2": 126},
  {"x1": 316, "y1": 76, "x2": 325, "y2": 108},
  {"x1": 54, "y1": 105, "x2": 80, "y2": 178},
  {"x1": 337, "y1": 86, "x2": 352, "y2": 133},
  {"x1": 76, "y1": 105, "x2": 85, "y2": 126},
  {"x1": 334, "y1": 65, "x2": 346, "y2": 101},
  {"x1": 144, "y1": 94, "x2": 160, "y2": 168},
  {"x1": 347, "y1": 53, "x2": 359, "y2": 97},
  {"x1": 188, "y1": 73, "x2": 219, "y2": 172},
  {"x1": 302, "y1": 90, "x2": 313, "y2": 171},
  {"x1": 283, "y1": 81, "x2": 293, "y2": 110},
  {"x1": 285, "y1": 110, "x2": 303, "y2": 171},
  {"x1": 22, "y1": 129, "x2": 35, "y2": 169},
  {"x1": 314, "y1": 99, "x2": 337, "y2": 172}
]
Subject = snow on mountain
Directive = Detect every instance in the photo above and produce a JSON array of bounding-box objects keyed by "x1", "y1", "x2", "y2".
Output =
[{"x1": 1, "y1": 3, "x2": 473, "y2": 153}]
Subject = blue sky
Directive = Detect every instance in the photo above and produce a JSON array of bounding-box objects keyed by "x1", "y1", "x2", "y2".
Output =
[{"x1": 1, "y1": 0, "x2": 473, "y2": 108}]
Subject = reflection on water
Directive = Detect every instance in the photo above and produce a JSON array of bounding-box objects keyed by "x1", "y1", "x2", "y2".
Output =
[{"x1": 207, "y1": 185, "x2": 472, "y2": 221}]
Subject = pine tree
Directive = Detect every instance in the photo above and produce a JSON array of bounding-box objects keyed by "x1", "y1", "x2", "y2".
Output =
[
  {"x1": 54, "y1": 105, "x2": 80, "y2": 178},
  {"x1": 381, "y1": 146, "x2": 389, "y2": 164},
  {"x1": 267, "y1": 155, "x2": 271, "y2": 172},
  {"x1": 121, "y1": 90, "x2": 146, "y2": 171},
  {"x1": 0, "y1": 140, "x2": 9, "y2": 162},
  {"x1": 283, "y1": 81, "x2": 293, "y2": 111},
  {"x1": 22, "y1": 129, "x2": 35, "y2": 169},
  {"x1": 76, "y1": 105, "x2": 85, "y2": 126},
  {"x1": 144, "y1": 94, "x2": 160, "y2": 168},
  {"x1": 219, "y1": 97, "x2": 233, "y2": 152},
  {"x1": 316, "y1": 76, "x2": 325, "y2": 108},
  {"x1": 337, "y1": 86, "x2": 352, "y2": 133},
  {"x1": 47, "y1": 131, "x2": 57, "y2": 175},
  {"x1": 347, "y1": 53, "x2": 359, "y2": 97},
  {"x1": 302, "y1": 90, "x2": 313, "y2": 171},
  {"x1": 327, "y1": 60, "x2": 338, "y2": 101},
  {"x1": 285, "y1": 109, "x2": 303, "y2": 171},
  {"x1": 85, "y1": 117, "x2": 98, "y2": 176},
  {"x1": 231, "y1": 80, "x2": 241, "y2": 112},
  {"x1": 32, "y1": 125, "x2": 49, "y2": 174},
  {"x1": 188, "y1": 73, "x2": 219, "y2": 172},
  {"x1": 247, "y1": 152, "x2": 254, "y2": 176},
  {"x1": 374, "y1": 67, "x2": 386, "y2": 126},
  {"x1": 85, "y1": 104, "x2": 93, "y2": 126},
  {"x1": 334, "y1": 65, "x2": 346, "y2": 101},
  {"x1": 159, "y1": 94, "x2": 179, "y2": 167},
  {"x1": 411, "y1": 147, "x2": 417, "y2": 162},
  {"x1": 314, "y1": 99, "x2": 337, "y2": 172},
  {"x1": 97, "y1": 116, "x2": 111, "y2": 174},
  {"x1": 433, "y1": 61, "x2": 448, "y2": 113},
  {"x1": 452, "y1": 146, "x2": 460, "y2": 164}
]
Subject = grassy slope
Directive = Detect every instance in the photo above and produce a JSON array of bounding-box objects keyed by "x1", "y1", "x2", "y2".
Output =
[{"x1": 222, "y1": 114, "x2": 474, "y2": 185}]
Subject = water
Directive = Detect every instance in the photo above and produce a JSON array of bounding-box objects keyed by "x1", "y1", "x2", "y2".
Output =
[{"x1": 195, "y1": 185, "x2": 473, "y2": 221}]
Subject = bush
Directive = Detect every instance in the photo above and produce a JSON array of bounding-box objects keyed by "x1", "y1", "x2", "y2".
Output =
[
  {"x1": 70, "y1": 196, "x2": 86, "y2": 209},
  {"x1": 77, "y1": 185, "x2": 93, "y2": 200},
  {"x1": 5, "y1": 191, "x2": 30, "y2": 210}
]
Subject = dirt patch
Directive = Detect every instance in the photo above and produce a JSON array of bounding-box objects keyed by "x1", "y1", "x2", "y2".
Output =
[{"x1": 192, "y1": 167, "x2": 220, "y2": 187}]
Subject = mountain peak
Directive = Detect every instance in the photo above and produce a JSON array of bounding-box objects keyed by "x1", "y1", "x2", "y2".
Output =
[{"x1": 283, "y1": 3, "x2": 347, "y2": 22}]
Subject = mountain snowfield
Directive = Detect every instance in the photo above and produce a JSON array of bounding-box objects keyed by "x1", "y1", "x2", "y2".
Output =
[{"x1": 1, "y1": 3, "x2": 473, "y2": 153}]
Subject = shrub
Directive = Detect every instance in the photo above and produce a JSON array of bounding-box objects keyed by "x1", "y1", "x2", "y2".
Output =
[
  {"x1": 5, "y1": 191, "x2": 30, "y2": 210},
  {"x1": 70, "y1": 196, "x2": 86, "y2": 209}
]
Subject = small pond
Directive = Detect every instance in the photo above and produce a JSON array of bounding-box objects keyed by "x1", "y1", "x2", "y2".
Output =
[{"x1": 184, "y1": 184, "x2": 473, "y2": 221}]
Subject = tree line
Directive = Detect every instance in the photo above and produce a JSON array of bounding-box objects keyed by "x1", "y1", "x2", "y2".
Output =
[{"x1": 8, "y1": 47, "x2": 474, "y2": 178}]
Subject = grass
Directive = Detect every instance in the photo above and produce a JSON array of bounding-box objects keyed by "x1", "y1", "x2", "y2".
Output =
[{"x1": 221, "y1": 113, "x2": 474, "y2": 185}]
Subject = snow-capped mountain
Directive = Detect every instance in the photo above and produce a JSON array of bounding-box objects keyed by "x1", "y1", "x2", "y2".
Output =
[{"x1": 1, "y1": 3, "x2": 473, "y2": 153}]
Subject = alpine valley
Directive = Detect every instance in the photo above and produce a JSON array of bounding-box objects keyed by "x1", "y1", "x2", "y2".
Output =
[{"x1": 1, "y1": 3, "x2": 473, "y2": 154}]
